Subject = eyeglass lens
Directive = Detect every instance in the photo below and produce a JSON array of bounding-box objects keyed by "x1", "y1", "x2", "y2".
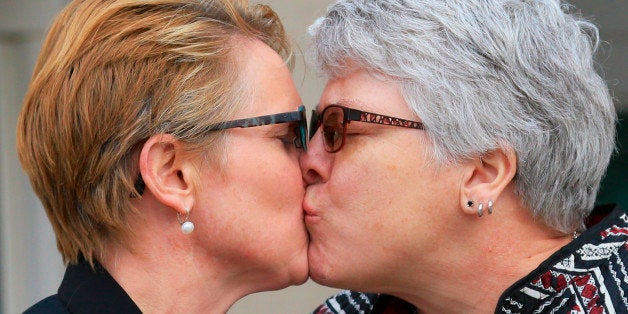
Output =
[
  {"x1": 296, "y1": 106, "x2": 308, "y2": 150},
  {"x1": 322, "y1": 106, "x2": 345, "y2": 152}
]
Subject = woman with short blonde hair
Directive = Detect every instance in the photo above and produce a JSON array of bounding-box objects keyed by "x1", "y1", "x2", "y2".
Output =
[{"x1": 19, "y1": 0, "x2": 309, "y2": 312}]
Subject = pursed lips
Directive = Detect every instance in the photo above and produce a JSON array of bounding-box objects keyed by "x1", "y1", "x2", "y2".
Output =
[{"x1": 302, "y1": 198, "x2": 321, "y2": 224}]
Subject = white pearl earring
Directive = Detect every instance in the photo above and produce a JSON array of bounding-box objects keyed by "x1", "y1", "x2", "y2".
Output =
[{"x1": 177, "y1": 208, "x2": 194, "y2": 234}]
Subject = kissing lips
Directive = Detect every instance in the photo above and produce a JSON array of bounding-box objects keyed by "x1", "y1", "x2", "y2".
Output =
[{"x1": 302, "y1": 200, "x2": 321, "y2": 224}]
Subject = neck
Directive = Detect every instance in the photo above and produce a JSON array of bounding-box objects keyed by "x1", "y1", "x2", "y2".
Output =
[
  {"x1": 102, "y1": 239, "x2": 255, "y2": 313},
  {"x1": 100, "y1": 199, "x2": 266, "y2": 314},
  {"x1": 392, "y1": 202, "x2": 573, "y2": 313}
]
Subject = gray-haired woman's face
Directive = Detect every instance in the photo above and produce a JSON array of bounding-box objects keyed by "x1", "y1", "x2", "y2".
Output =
[{"x1": 301, "y1": 68, "x2": 468, "y2": 290}]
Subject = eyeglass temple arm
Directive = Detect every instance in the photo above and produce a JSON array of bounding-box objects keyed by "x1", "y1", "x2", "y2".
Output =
[
  {"x1": 346, "y1": 108, "x2": 424, "y2": 129},
  {"x1": 209, "y1": 111, "x2": 302, "y2": 130}
]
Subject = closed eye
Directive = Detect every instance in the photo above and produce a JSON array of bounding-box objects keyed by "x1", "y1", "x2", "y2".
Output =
[{"x1": 274, "y1": 123, "x2": 299, "y2": 147}]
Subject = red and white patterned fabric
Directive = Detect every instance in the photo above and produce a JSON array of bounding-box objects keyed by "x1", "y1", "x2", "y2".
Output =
[{"x1": 498, "y1": 204, "x2": 628, "y2": 313}]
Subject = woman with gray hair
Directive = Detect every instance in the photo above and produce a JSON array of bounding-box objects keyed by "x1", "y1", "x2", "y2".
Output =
[{"x1": 300, "y1": 0, "x2": 624, "y2": 313}]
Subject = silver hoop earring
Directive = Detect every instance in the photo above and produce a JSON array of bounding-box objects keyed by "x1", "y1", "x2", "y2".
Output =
[
  {"x1": 177, "y1": 208, "x2": 194, "y2": 234},
  {"x1": 488, "y1": 201, "x2": 493, "y2": 215},
  {"x1": 478, "y1": 203, "x2": 484, "y2": 217}
]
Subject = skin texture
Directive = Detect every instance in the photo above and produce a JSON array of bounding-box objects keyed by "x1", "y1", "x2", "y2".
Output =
[
  {"x1": 190, "y1": 37, "x2": 309, "y2": 290},
  {"x1": 301, "y1": 68, "x2": 460, "y2": 287},
  {"x1": 300, "y1": 68, "x2": 573, "y2": 313},
  {"x1": 103, "y1": 38, "x2": 308, "y2": 313},
  {"x1": 188, "y1": 38, "x2": 309, "y2": 291}
]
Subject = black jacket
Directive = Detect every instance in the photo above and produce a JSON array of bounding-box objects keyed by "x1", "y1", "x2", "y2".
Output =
[{"x1": 24, "y1": 259, "x2": 141, "y2": 313}]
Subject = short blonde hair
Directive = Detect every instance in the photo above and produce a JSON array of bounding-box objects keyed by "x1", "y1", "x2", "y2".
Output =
[{"x1": 17, "y1": 0, "x2": 292, "y2": 265}]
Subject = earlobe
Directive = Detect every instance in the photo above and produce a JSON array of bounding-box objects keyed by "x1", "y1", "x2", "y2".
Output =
[
  {"x1": 459, "y1": 147, "x2": 517, "y2": 217},
  {"x1": 138, "y1": 134, "x2": 195, "y2": 214}
]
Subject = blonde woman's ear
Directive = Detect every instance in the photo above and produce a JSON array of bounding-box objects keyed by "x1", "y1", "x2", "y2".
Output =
[{"x1": 138, "y1": 133, "x2": 196, "y2": 213}]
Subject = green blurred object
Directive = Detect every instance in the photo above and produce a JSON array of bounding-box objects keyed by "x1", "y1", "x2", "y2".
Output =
[{"x1": 597, "y1": 113, "x2": 628, "y2": 209}]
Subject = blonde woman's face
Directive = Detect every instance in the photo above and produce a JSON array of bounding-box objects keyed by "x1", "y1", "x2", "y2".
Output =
[{"x1": 193, "y1": 39, "x2": 308, "y2": 289}]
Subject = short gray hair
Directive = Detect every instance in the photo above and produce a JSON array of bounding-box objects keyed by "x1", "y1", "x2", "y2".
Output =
[{"x1": 309, "y1": 0, "x2": 617, "y2": 233}]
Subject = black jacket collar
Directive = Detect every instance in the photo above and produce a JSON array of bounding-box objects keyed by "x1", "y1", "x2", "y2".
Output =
[{"x1": 58, "y1": 258, "x2": 141, "y2": 313}]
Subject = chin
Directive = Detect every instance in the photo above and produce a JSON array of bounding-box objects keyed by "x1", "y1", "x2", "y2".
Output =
[
  {"x1": 269, "y1": 242, "x2": 309, "y2": 289},
  {"x1": 252, "y1": 258, "x2": 308, "y2": 292},
  {"x1": 288, "y1": 246, "x2": 310, "y2": 285},
  {"x1": 291, "y1": 266, "x2": 309, "y2": 286},
  {"x1": 266, "y1": 265, "x2": 308, "y2": 291},
  {"x1": 308, "y1": 264, "x2": 338, "y2": 287},
  {"x1": 307, "y1": 250, "x2": 338, "y2": 287}
]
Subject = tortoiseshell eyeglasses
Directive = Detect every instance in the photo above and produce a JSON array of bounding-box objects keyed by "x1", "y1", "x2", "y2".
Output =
[
  {"x1": 209, "y1": 105, "x2": 308, "y2": 151},
  {"x1": 134, "y1": 105, "x2": 307, "y2": 196},
  {"x1": 309, "y1": 104, "x2": 424, "y2": 153}
]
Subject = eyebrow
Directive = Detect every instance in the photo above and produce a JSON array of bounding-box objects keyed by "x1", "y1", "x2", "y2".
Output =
[
  {"x1": 320, "y1": 99, "x2": 387, "y2": 115},
  {"x1": 317, "y1": 99, "x2": 358, "y2": 111}
]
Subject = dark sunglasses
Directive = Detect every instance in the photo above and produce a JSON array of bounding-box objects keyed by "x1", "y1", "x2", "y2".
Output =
[
  {"x1": 133, "y1": 105, "x2": 308, "y2": 196},
  {"x1": 309, "y1": 104, "x2": 424, "y2": 153},
  {"x1": 209, "y1": 105, "x2": 308, "y2": 151}
]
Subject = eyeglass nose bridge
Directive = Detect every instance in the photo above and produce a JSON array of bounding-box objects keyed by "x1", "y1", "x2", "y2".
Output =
[
  {"x1": 309, "y1": 109, "x2": 320, "y2": 141},
  {"x1": 296, "y1": 105, "x2": 308, "y2": 151}
]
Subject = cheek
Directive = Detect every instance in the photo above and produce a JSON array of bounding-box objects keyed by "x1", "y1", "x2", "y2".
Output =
[
  {"x1": 206, "y1": 151, "x2": 307, "y2": 264},
  {"x1": 240, "y1": 153, "x2": 307, "y2": 266},
  {"x1": 319, "y1": 151, "x2": 401, "y2": 244},
  {"x1": 201, "y1": 144, "x2": 305, "y2": 230},
  {"x1": 321, "y1": 146, "x2": 444, "y2": 245},
  {"x1": 252, "y1": 153, "x2": 303, "y2": 206},
  {"x1": 327, "y1": 149, "x2": 409, "y2": 211},
  {"x1": 241, "y1": 151, "x2": 304, "y2": 232}
]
